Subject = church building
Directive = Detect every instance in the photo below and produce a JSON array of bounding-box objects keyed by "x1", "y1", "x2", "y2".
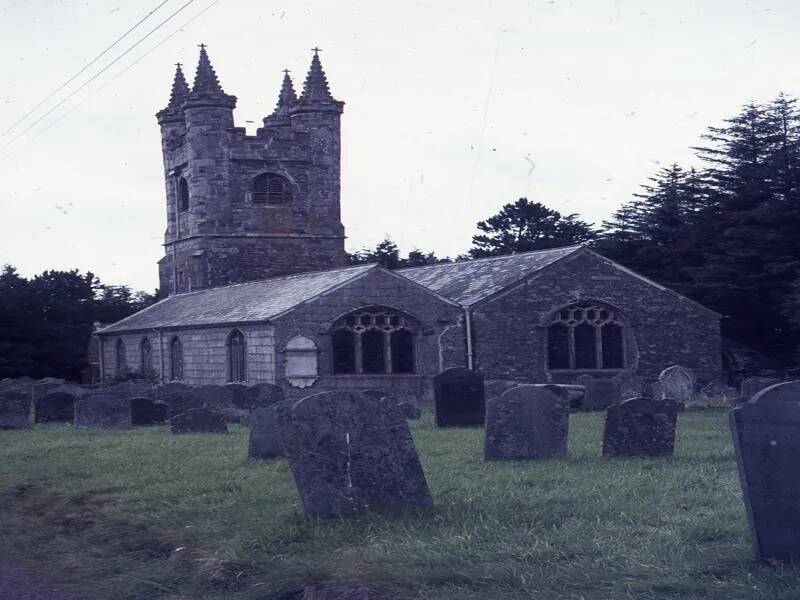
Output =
[{"x1": 96, "y1": 46, "x2": 723, "y2": 400}]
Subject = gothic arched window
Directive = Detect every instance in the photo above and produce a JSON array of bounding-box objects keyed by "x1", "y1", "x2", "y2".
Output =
[
  {"x1": 227, "y1": 329, "x2": 246, "y2": 382},
  {"x1": 252, "y1": 173, "x2": 290, "y2": 204},
  {"x1": 547, "y1": 303, "x2": 626, "y2": 371},
  {"x1": 178, "y1": 177, "x2": 189, "y2": 212},
  {"x1": 169, "y1": 336, "x2": 183, "y2": 381},
  {"x1": 115, "y1": 339, "x2": 127, "y2": 376},
  {"x1": 140, "y1": 337, "x2": 153, "y2": 373},
  {"x1": 331, "y1": 308, "x2": 417, "y2": 375}
]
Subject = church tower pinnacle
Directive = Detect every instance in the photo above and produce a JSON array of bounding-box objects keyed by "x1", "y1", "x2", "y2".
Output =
[{"x1": 156, "y1": 45, "x2": 346, "y2": 296}]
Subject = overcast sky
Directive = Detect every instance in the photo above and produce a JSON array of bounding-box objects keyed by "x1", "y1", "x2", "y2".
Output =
[{"x1": 0, "y1": 0, "x2": 797, "y2": 292}]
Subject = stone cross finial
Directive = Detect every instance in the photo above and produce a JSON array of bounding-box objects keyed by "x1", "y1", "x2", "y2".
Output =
[
  {"x1": 311, "y1": 46, "x2": 322, "y2": 55},
  {"x1": 283, "y1": 68, "x2": 291, "y2": 75},
  {"x1": 198, "y1": 43, "x2": 207, "y2": 49}
]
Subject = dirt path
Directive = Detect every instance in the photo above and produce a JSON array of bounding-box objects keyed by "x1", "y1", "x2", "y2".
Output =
[{"x1": 0, "y1": 561, "x2": 80, "y2": 600}]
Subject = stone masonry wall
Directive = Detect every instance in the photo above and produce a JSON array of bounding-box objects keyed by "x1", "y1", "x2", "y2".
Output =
[
  {"x1": 100, "y1": 324, "x2": 275, "y2": 386},
  {"x1": 472, "y1": 250, "x2": 722, "y2": 385},
  {"x1": 271, "y1": 268, "x2": 464, "y2": 403}
]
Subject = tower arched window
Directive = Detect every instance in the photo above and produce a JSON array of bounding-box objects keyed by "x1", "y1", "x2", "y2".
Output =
[
  {"x1": 178, "y1": 177, "x2": 189, "y2": 212},
  {"x1": 140, "y1": 337, "x2": 153, "y2": 373},
  {"x1": 331, "y1": 308, "x2": 417, "y2": 375},
  {"x1": 115, "y1": 339, "x2": 127, "y2": 376},
  {"x1": 169, "y1": 336, "x2": 183, "y2": 381},
  {"x1": 547, "y1": 303, "x2": 627, "y2": 371},
  {"x1": 252, "y1": 173, "x2": 290, "y2": 204},
  {"x1": 227, "y1": 329, "x2": 246, "y2": 382}
]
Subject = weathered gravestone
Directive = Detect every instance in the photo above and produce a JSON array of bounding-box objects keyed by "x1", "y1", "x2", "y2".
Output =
[
  {"x1": 602, "y1": 397, "x2": 681, "y2": 457},
  {"x1": 169, "y1": 408, "x2": 228, "y2": 434},
  {"x1": 248, "y1": 401, "x2": 292, "y2": 459},
  {"x1": 657, "y1": 365, "x2": 695, "y2": 404},
  {"x1": 74, "y1": 393, "x2": 132, "y2": 429},
  {"x1": 159, "y1": 389, "x2": 200, "y2": 419},
  {"x1": 613, "y1": 371, "x2": 646, "y2": 400},
  {"x1": 577, "y1": 375, "x2": 621, "y2": 411},
  {"x1": 277, "y1": 390, "x2": 432, "y2": 516},
  {"x1": 700, "y1": 381, "x2": 738, "y2": 406},
  {"x1": 740, "y1": 377, "x2": 782, "y2": 402},
  {"x1": 35, "y1": 392, "x2": 77, "y2": 423},
  {"x1": 244, "y1": 383, "x2": 285, "y2": 409},
  {"x1": 130, "y1": 397, "x2": 167, "y2": 425},
  {"x1": 396, "y1": 395, "x2": 421, "y2": 420},
  {"x1": 484, "y1": 380, "x2": 521, "y2": 402},
  {"x1": 485, "y1": 386, "x2": 569, "y2": 460},
  {"x1": 434, "y1": 367, "x2": 485, "y2": 427},
  {"x1": 730, "y1": 380, "x2": 800, "y2": 562},
  {"x1": 0, "y1": 390, "x2": 31, "y2": 429}
]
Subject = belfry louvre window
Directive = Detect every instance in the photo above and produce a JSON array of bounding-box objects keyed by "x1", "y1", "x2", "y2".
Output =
[
  {"x1": 227, "y1": 329, "x2": 246, "y2": 382},
  {"x1": 252, "y1": 173, "x2": 290, "y2": 204},
  {"x1": 170, "y1": 336, "x2": 183, "y2": 381},
  {"x1": 178, "y1": 177, "x2": 189, "y2": 212},
  {"x1": 331, "y1": 309, "x2": 416, "y2": 375},
  {"x1": 547, "y1": 304, "x2": 626, "y2": 370}
]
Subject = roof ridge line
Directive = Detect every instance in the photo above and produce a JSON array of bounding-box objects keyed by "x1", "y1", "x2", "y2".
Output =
[
  {"x1": 397, "y1": 245, "x2": 583, "y2": 272},
  {"x1": 168, "y1": 262, "x2": 377, "y2": 297}
]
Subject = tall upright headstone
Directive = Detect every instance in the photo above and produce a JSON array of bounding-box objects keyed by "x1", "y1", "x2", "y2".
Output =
[
  {"x1": 277, "y1": 390, "x2": 432, "y2": 516},
  {"x1": 602, "y1": 397, "x2": 680, "y2": 457},
  {"x1": 730, "y1": 380, "x2": 800, "y2": 562},
  {"x1": 248, "y1": 400, "x2": 292, "y2": 459},
  {"x1": 485, "y1": 386, "x2": 569, "y2": 460},
  {"x1": 434, "y1": 368, "x2": 485, "y2": 427}
]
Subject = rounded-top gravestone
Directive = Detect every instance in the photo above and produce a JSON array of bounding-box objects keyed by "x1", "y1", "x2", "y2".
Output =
[
  {"x1": 74, "y1": 393, "x2": 132, "y2": 429},
  {"x1": 730, "y1": 380, "x2": 800, "y2": 562},
  {"x1": 658, "y1": 365, "x2": 695, "y2": 404}
]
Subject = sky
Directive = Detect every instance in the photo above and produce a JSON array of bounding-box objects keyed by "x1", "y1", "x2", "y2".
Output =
[{"x1": 0, "y1": 0, "x2": 798, "y2": 292}]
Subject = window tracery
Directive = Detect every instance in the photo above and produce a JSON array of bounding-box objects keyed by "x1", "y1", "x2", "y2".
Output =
[{"x1": 548, "y1": 303, "x2": 626, "y2": 370}]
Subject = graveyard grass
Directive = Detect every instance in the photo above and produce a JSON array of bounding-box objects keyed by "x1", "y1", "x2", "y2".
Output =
[{"x1": 2, "y1": 412, "x2": 800, "y2": 600}]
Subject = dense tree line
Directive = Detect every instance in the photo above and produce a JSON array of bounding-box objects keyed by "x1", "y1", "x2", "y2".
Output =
[{"x1": 0, "y1": 266, "x2": 156, "y2": 380}]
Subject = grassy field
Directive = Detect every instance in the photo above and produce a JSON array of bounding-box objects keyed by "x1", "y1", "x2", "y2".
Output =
[{"x1": 1, "y1": 411, "x2": 799, "y2": 600}]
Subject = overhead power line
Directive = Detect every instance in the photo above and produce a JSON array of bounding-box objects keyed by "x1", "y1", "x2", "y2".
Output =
[
  {"x1": 0, "y1": 0, "x2": 173, "y2": 140},
  {"x1": 0, "y1": 0, "x2": 198, "y2": 152},
  {"x1": 26, "y1": 0, "x2": 224, "y2": 144}
]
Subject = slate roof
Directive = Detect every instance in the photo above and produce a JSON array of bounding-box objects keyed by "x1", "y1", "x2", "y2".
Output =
[
  {"x1": 98, "y1": 263, "x2": 376, "y2": 334},
  {"x1": 398, "y1": 245, "x2": 583, "y2": 307}
]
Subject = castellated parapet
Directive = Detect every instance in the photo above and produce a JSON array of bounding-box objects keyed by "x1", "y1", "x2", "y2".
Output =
[{"x1": 156, "y1": 46, "x2": 346, "y2": 296}]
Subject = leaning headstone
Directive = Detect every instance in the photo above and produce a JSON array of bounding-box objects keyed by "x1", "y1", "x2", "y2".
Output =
[
  {"x1": 130, "y1": 397, "x2": 168, "y2": 425},
  {"x1": 740, "y1": 377, "x2": 782, "y2": 401},
  {"x1": 243, "y1": 383, "x2": 285, "y2": 409},
  {"x1": 434, "y1": 368, "x2": 485, "y2": 427},
  {"x1": 485, "y1": 385, "x2": 569, "y2": 460},
  {"x1": 0, "y1": 390, "x2": 31, "y2": 429},
  {"x1": 730, "y1": 380, "x2": 800, "y2": 562},
  {"x1": 277, "y1": 390, "x2": 432, "y2": 516},
  {"x1": 602, "y1": 397, "x2": 681, "y2": 457},
  {"x1": 658, "y1": 365, "x2": 695, "y2": 404},
  {"x1": 248, "y1": 401, "x2": 292, "y2": 459},
  {"x1": 35, "y1": 392, "x2": 77, "y2": 423},
  {"x1": 579, "y1": 376, "x2": 621, "y2": 411},
  {"x1": 74, "y1": 393, "x2": 132, "y2": 429},
  {"x1": 169, "y1": 408, "x2": 228, "y2": 434}
]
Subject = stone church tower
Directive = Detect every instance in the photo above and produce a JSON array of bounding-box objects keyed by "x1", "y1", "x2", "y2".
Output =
[{"x1": 156, "y1": 46, "x2": 347, "y2": 296}]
